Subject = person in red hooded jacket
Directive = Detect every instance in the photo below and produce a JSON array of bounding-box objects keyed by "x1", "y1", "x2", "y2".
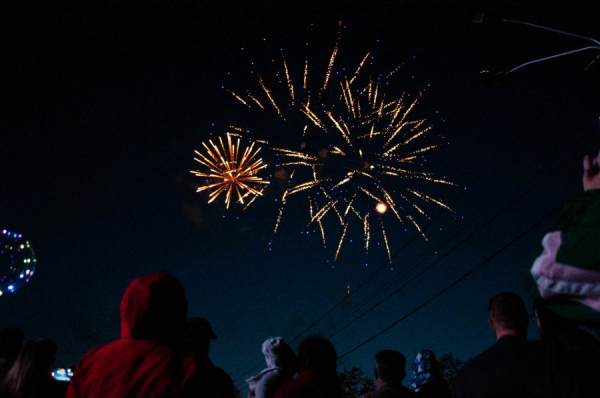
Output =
[{"x1": 66, "y1": 272, "x2": 199, "y2": 398}]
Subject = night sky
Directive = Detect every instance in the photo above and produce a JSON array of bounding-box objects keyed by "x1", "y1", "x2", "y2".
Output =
[{"x1": 1, "y1": 0, "x2": 600, "y2": 391}]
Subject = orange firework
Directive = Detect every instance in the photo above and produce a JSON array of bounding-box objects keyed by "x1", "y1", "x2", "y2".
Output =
[
  {"x1": 224, "y1": 23, "x2": 455, "y2": 262},
  {"x1": 191, "y1": 133, "x2": 269, "y2": 208}
]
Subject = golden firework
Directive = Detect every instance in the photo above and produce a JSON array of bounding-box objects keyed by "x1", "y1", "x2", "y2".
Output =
[
  {"x1": 225, "y1": 23, "x2": 455, "y2": 262},
  {"x1": 191, "y1": 133, "x2": 269, "y2": 208}
]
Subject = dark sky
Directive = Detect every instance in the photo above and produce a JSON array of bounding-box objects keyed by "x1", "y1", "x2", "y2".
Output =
[{"x1": 1, "y1": 0, "x2": 599, "y2": 390}]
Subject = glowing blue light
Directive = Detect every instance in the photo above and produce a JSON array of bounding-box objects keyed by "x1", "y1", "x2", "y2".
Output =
[{"x1": 8, "y1": 285, "x2": 14, "y2": 292}]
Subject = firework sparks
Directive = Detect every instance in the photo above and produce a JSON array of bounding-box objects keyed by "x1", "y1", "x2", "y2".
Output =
[
  {"x1": 224, "y1": 23, "x2": 455, "y2": 262},
  {"x1": 191, "y1": 133, "x2": 269, "y2": 209}
]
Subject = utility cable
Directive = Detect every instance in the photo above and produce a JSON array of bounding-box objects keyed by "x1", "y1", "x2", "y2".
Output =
[{"x1": 338, "y1": 201, "x2": 562, "y2": 359}]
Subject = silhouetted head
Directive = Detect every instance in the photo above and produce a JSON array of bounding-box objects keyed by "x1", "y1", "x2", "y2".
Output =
[
  {"x1": 0, "y1": 327, "x2": 25, "y2": 361},
  {"x1": 120, "y1": 273, "x2": 188, "y2": 345},
  {"x1": 2, "y1": 339, "x2": 57, "y2": 397},
  {"x1": 297, "y1": 336, "x2": 337, "y2": 374},
  {"x1": 532, "y1": 299, "x2": 577, "y2": 340},
  {"x1": 488, "y1": 292, "x2": 528, "y2": 338},
  {"x1": 187, "y1": 317, "x2": 217, "y2": 357},
  {"x1": 374, "y1": 349, "x2": 406, "y2": 384}
]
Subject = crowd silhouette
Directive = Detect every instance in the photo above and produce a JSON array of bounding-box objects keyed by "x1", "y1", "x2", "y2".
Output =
[{"x1": 1, "y1": 152, "x2": 599, "y2": 397}]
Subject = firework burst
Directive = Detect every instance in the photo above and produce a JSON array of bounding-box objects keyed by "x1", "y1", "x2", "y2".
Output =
[
  {"x1": 225, "y1": 24, "x2": 455, "y2": 262},
  {"x1": 191, "y1": 133, "x2": 269, "y2": 209}
]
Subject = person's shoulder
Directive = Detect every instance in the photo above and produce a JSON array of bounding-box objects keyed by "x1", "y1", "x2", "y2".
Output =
[
  {"x1": 259, "y1": 368, "x2": 284, "y2": 383},
  {"x1": 209, "y1": 364, "x2": 233, "y2": 382},
  {"x1": 458, "y1": 345, "x2": 491, "y2": 371}
]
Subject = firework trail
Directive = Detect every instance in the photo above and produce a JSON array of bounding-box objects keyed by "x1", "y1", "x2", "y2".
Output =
[{"x1": 224, "y1": 24, "x2": 455, "y2": 262}]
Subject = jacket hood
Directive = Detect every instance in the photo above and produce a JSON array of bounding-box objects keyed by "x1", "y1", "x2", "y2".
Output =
[
  {"x1": 120, "y1": 272, "x2": 188, "y2": 343},
  {"x1": 410, "y1": 349, "x2": 440, "y2": 391}
]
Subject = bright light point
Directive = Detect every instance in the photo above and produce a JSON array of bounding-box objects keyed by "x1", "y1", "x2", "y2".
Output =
[{"x1": 376, "y1": 203, "x2": 387, "y2": 214}]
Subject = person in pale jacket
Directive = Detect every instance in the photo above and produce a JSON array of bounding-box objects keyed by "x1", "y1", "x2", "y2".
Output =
[{"x1": 246, "y1": 337, "x2": 296, "y2": 398}]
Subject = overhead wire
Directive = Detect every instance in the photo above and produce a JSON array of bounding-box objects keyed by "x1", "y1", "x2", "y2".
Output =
[
  {"x1": 337, "y1": 200, "x2": 563, "y2": 359},
  {"x1": 231, "y1": 18, "x2": 600, "y2": 387}
]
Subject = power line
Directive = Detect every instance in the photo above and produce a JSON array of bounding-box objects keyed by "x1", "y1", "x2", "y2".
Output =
[
  {"x1": 338, "y1": 201, "x2": 562, "y2": 359},
  {"x1": 319, "y1": 114, "x2": 593, "y2": 340},
  {"x1": 230, "y1": 19, "x2": 599, "y2": 387}
]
